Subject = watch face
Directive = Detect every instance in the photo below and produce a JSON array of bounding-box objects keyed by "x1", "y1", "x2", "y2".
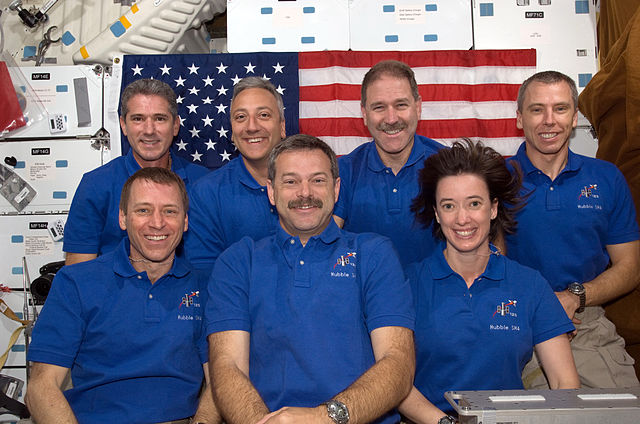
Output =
[
  {"x1": 334, "y1": 407, "x2": 348, "y2": 419},
  {"x1": 438, "y1": 416, "x2": 455, "y2": 424},
  {"x1": 568, "y1": 282, "x2": 585, "y2": 295},
  {"x1": 327, "y1": 400, "x2": 349, "y2": 424}
]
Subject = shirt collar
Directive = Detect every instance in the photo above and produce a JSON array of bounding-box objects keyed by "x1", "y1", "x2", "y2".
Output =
[
  {"x1": 124, "y1": 149, "x2": 142, "y2": 175},
  {"x1": 429, "y1": 244, "x2": 505, "y2": 282},
  {"x1": 236, "y1": 157, "x2": 265, "y2": 190},
  {"x1": 123, "y1": 149, "x2": 189, "y2": 180},
  {"x1": 113, "y1": 237, "x2": 191, "y2": 279},
  {"x1": 515, "y1": 142, "x2": 583, "y2": 177},
  {"x1": 366, "y1": 135, "x2": 426, "y2": 173},
  {"x1": 275, "y1": 219, "x2": 342, "y2": 249}
]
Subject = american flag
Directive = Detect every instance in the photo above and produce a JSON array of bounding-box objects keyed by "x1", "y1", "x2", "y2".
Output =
[
  {"x1": 120, "y1": 49, "x2": 536, "y2": 169},
  {"x1": 121, "y1": 53, "x2": 300, "y2": 169}
]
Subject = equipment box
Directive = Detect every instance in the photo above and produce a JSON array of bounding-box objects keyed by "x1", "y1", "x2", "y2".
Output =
[{"x1": 446, "y1": 387, "x2": 640, "y2": 423}]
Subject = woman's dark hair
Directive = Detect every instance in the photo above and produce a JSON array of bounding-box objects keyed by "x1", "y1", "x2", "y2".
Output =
[{"x1": 411, "y1": 139, "x2": 524, "y2": 242}]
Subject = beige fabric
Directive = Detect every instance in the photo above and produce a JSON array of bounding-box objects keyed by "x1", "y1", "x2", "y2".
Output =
[{"x1": 522, "y1": 306, "x2": 638, "y2": 389}]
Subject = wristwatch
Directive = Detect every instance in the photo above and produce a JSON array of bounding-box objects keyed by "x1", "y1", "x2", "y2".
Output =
[
  {"x1": 438, "y1": 415, "x2": 457, "y2": 424},
  {"x1": 567, "y1": 282, "x2": 586, "y2": 313},
  {"x1": 325, "y1": 400, "x2": 349, "y2": 424}
]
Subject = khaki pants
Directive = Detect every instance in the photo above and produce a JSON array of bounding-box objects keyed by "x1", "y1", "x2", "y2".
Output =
[{"x1": 522, "y1": 306, "x2": 639, "y2": 389}]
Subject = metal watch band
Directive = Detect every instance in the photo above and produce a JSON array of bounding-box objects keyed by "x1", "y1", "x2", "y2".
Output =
[
  {"x1": 326, "y1": 400, "x2": 349, "y2": 424},
  {"x1": 568, "y1": 282, "x2": 586, "y2": 313}
]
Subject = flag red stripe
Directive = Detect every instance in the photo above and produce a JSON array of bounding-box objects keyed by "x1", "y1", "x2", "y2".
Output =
[
  {"x1": 300, "y1": 117, "x2": 524, "y2": 139},
  {"x1": 299, "y1": 83, "x2": 520, "y2": 102},
  {"x1": 298, "y1": 50, "x2": 536, "y2": 69}
]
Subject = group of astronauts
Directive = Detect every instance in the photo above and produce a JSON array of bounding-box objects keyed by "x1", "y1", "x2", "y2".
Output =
[{"x1": 23, "y1": 59, "x2": 640, "y2": 424}]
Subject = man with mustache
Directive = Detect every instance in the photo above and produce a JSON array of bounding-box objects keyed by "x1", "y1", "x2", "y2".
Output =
[
  {"x1": 64, "y1": 78, "x2": 209, "y2": 266},
  {"x1": 206, "y1": 134, "x2": 415, "y2": 424},
  {"x1": 333, "y1": 60, "x2": 444, "y2": 267},
  {"x1": 184, "y1": 77, "x2": 286, "y2": 275}
]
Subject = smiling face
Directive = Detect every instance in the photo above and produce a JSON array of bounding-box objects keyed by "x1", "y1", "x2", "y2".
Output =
[
  {"x1": 267, "y1": 149, "x2": 340, "y2": 245},
  {"x1": 231, "y1": 87, "x2": 286, "y2": 167},
  {"x1": 435, "y1": 173, "x2": 497, "y2": 257},
  {"x1": 120, "y1": 94, "x2": 179, "y2": 168},
  {"x1": 361, "y1": 74, "x2": 421, "y2": 165},
  {"x1": 119, "y1": 179, "x2": 188, "y2": 266},
  {"x1": 516, "y1": 81, "x2": 578, "y2": 163}
]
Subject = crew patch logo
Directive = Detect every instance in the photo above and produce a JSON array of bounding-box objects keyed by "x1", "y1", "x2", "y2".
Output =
[
  {"x1": 492, "y1": 300, "x2": 517, "y2": 318},
  {"x1": 578, "y1": 184, "x2": 598, "y2": 200},
  {"x1": 178, "y1": 291, "x2": 202, "y2": 321},
  {"x1": 490, "y1": 299, "x2": 520, "y2": 332},
  {"x1": 333, "y1": 252, "x2": 356, "y2": 269},
  {"x1": 577, "y1": 183, "x2": 602, "y2": 210},
  {"x1": 331, "y1": 252, "x2": 356, "y2": 278},
  {"x1": 179, "y1": 291, "x2": 200, "y2": 308}
]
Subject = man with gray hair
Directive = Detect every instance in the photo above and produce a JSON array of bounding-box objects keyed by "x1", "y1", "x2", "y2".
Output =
[
  {"x1": 64, "y1": 78, "x2": 209, "y2": 265},
  {"x1": 207, "y1": 134, "x2": 415, "y2": 424},
  {"x1": 184, "y1": 76, "x2": 286, "y2": 274},
  {"x1": 506, "y1": 70, "x2": 640, "y2": 388}
]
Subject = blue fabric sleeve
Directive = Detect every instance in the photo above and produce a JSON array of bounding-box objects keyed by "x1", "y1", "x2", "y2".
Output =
[
  {"x1": 28, "y1": 268, "x2": 85, "y2": 367},
  {"x1": 205, "y1": 238, "x2": 253, "y2": 336},
  {"x1": 359, "y1": 235, "x2": 415, "y2": 332},
  {"x1": 606, "y1": 166, "x2": 640, "y2": 245},
  {"x1": 184, "y1": 180, "x2": 226, "y2": 273},
  {"x1": 334, "y1": 155, "x2": 352, "y2": 220},
  {"x1": 531, "y1": 272, "x2": 575, "y2": 346},
  {"x1": 63, "y1": 173, "x2": 109, "y2": 254}
]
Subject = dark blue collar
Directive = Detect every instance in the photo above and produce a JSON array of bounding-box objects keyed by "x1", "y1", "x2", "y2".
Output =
[
  {"x1": 430, "y1": 244, "x2": 505, "y2": 282},
  {"x1": 113, "y1": 237, "x2": 191, "y2": 279},
  {"x1": 515, "y1": 142, "x2": 583, "y2": 178},
  {"x1": 366, "y1": 134, "x2": 429, "y2": 172},
  {"x1": 275, "y1": 219, "x2": 342, "y2": 248}
]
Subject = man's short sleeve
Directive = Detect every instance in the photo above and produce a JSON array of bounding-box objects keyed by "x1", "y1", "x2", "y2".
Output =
[
  {"x1": 359, "y1": 235, "x2": 415, "y2": 332},
  {"x1": 530, "y1": 272, "x2": 575, "y2": 346},
  {"x1": 334, "y1": 155, "x2": 353, "y2": 220},
  {"x1": 606, "y1": 166, "x2": 640, "y2": 245},
  {"x1": 28, "y1": 268, "x2": 86, "y2": 367},
  {"x1": 184, "y1": 180, "x2": 227, "y2": 274},
  {"x1": 204, "y1": 238, "x2": 254, "y2": 336},
  {"x1": 63, "y1": 174, "x2": 109, "y2": 254}
]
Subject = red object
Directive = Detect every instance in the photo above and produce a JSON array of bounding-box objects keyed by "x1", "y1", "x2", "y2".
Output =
[{"x1": 0, "y1": 61, "x2": 27, "y2": 134}]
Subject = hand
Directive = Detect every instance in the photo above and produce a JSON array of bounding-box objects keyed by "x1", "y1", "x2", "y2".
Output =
[{"x1": 255, "y1": 406, "x2": 330, "y2": 424}]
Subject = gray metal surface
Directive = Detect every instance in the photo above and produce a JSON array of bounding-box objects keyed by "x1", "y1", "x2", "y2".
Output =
[{"x1": 445, "y1": 387, "x2": 640, "y2": 424}]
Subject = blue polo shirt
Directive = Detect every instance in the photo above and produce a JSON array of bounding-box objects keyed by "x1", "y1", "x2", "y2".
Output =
[
  {"x1": 184, "y1": 156, "x2": 279, "y2": 273},
  {"x1": 206, "y1": 221, "x2": 415, "y2": 424},
  {"x1": 335, "y1": 135, "x2": 444, "y2": 267},
  {"x1": 63, "y1": 149, "x2": 209, "y2": 256},
  {"x1": 28, "y1": 238, "x2": 208, "y2": 423},
  {"x1": 506, "y1": 143, "x2": 639, "y2": 291},
  {"x1": 407, "y1": 248, "x2": 574, "y2": 415}
]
